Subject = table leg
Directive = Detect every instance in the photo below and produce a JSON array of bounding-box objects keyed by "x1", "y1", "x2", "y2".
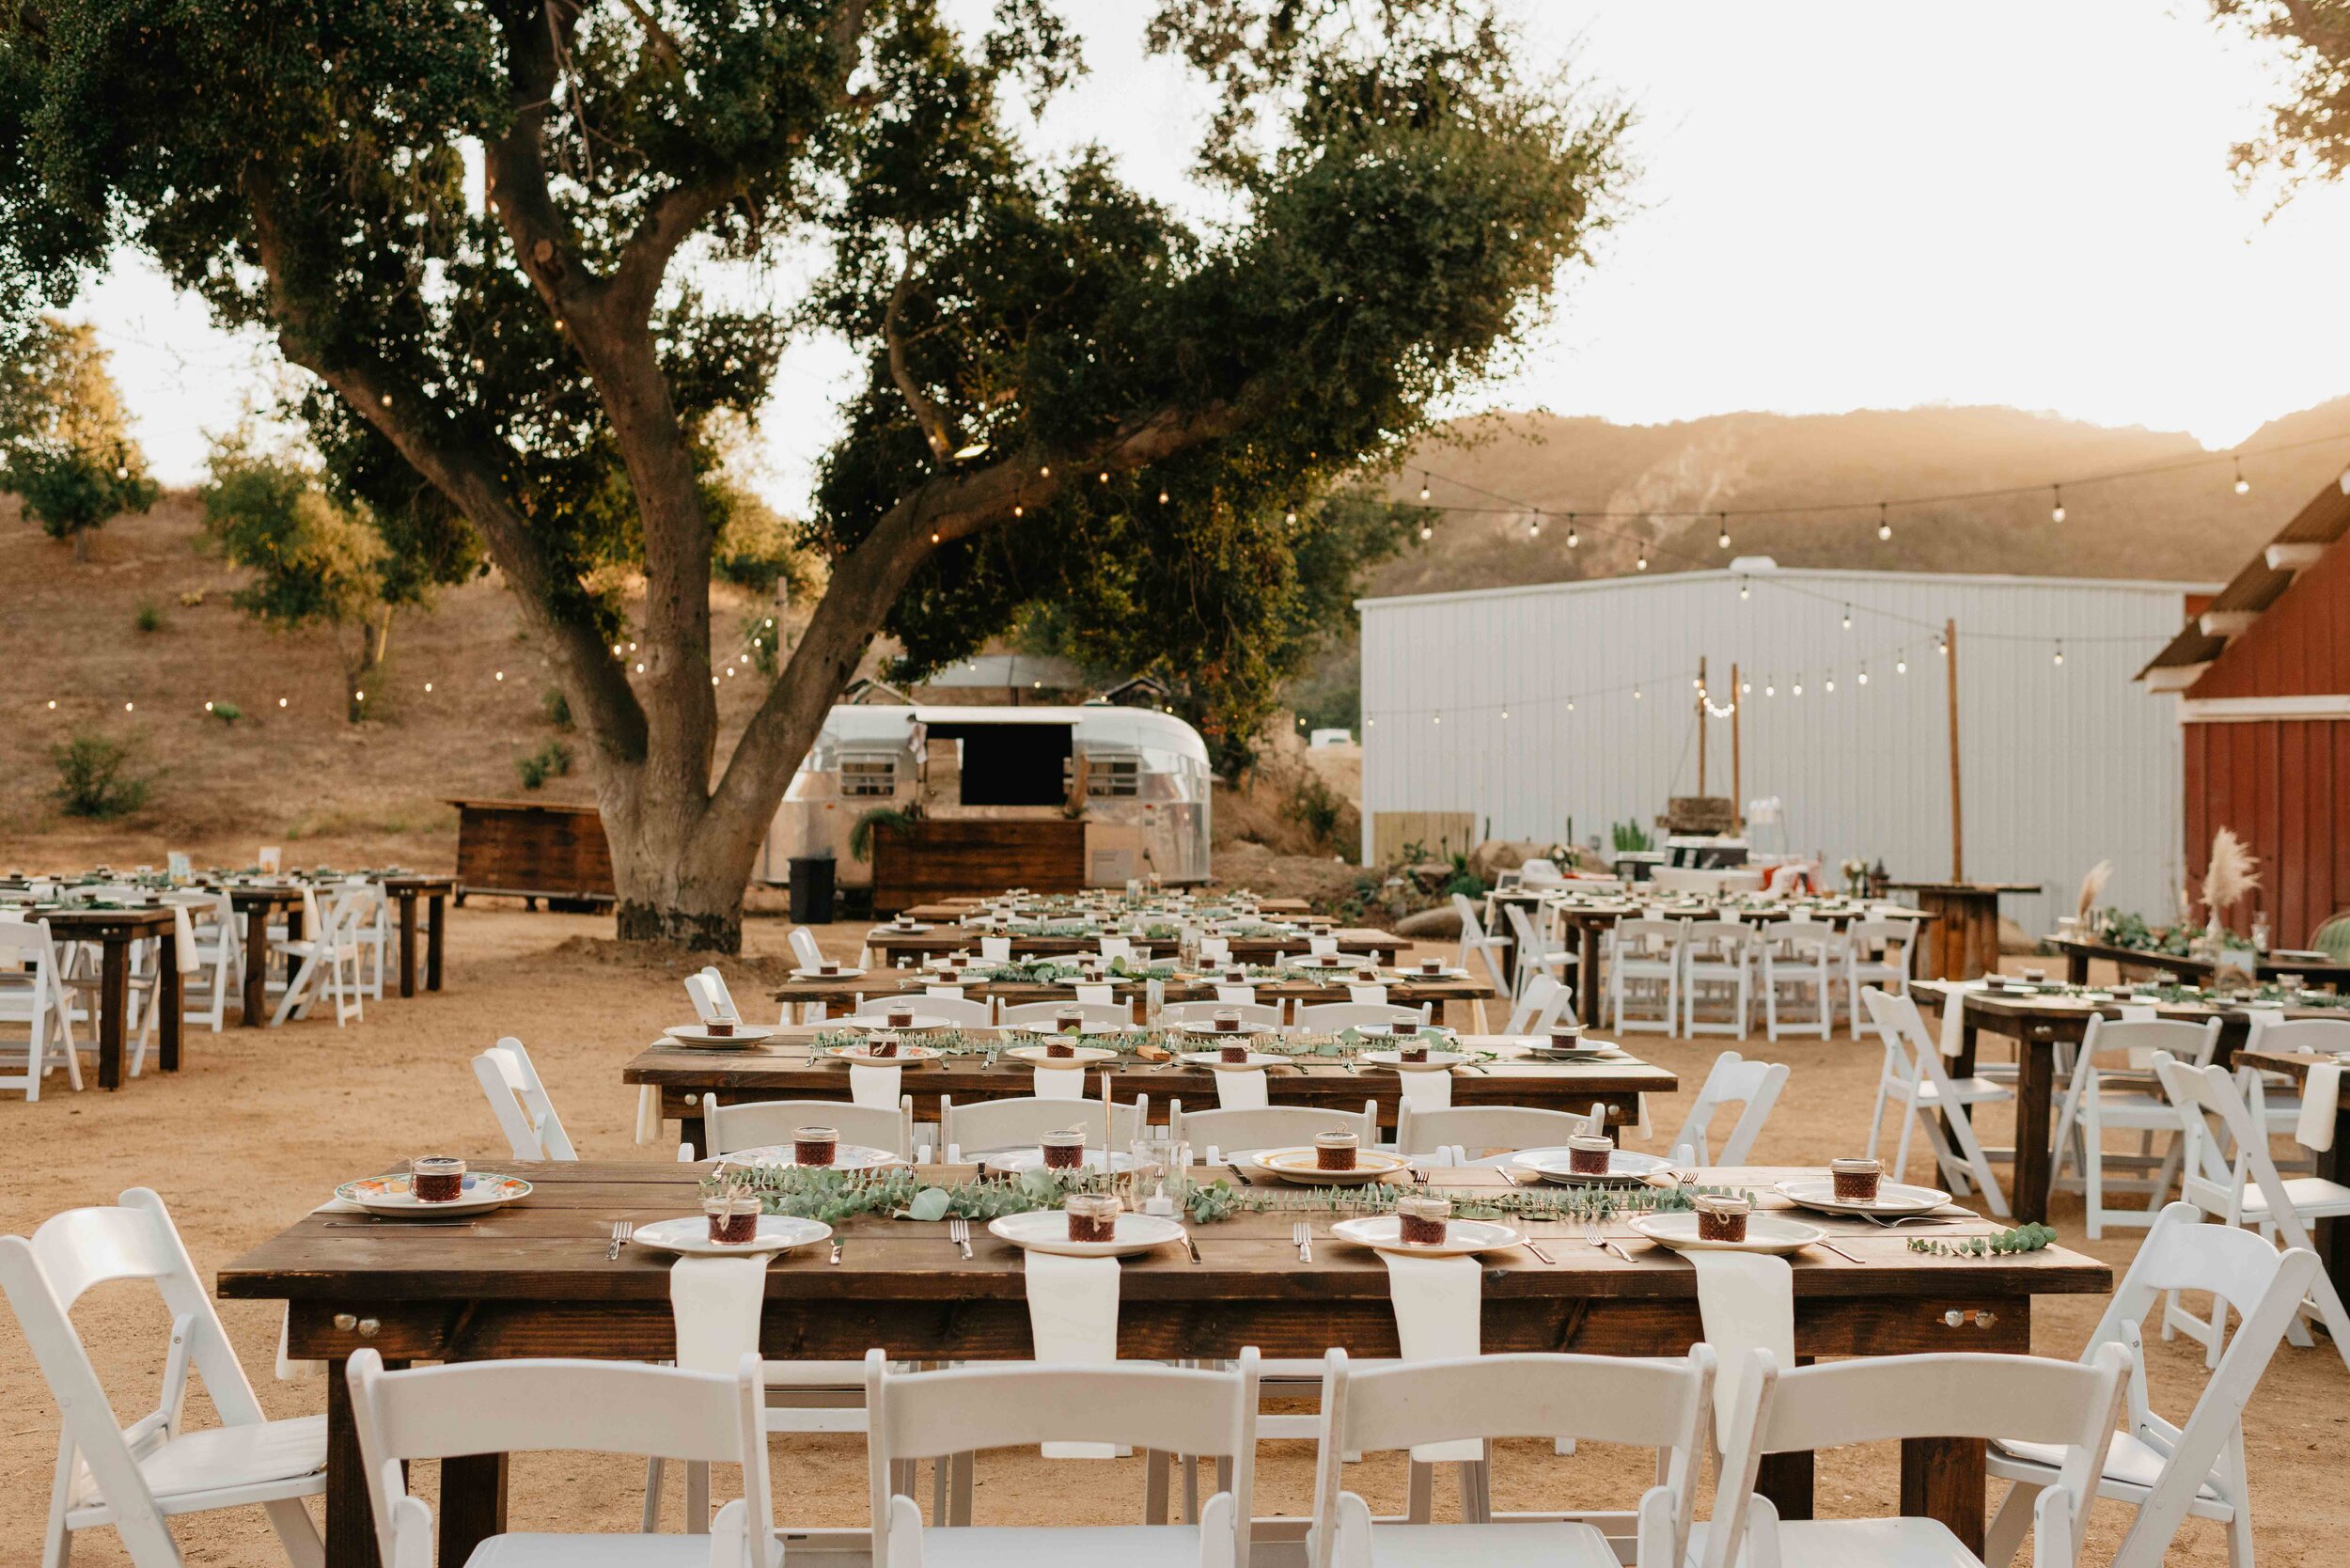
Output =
[
  {"x1": 397, "y1": 894, "x2": 419, "y2": 999},
  {"x1": 325, "y1": 1356, "x2": 389, "y2": 1568},
  {"x1": 159, "y1": 927, "x2": 183, "y2": 1072},
  {"x1": 243, "y1": 904, "x2": 271, "y2": 1027},
  {"x1": 98, "y1": 933, "x2": 128, "y2": 1090},
  {"x1": 2065, "y1": 949, "x2": 2089, "y2": 986},
  {"x1": 426, "y1": 894, "x2": 446, "y2": 991},
  {"x1": 1754, "y1": 1449, "x2": 1813, "y2": 1523},
  {"x1": 439, "y1": 1452, "x2": 509, "y2": 1563},
  {"x1": 2012, "y1": 1036, "x2": 2056, "y2": 1225},
  {"x1": 2318, "y1": 1113, "x2": 2350, "y2": 1325},
  {"x1": 1901, "y1": 1435, "x2": 1986, "y2": 1556},
  {"x1": 681, "y1": 1114, "x2": 707, "y2": 1159},
  {"x1": 1578, "y1": 924, "x2": 1600, "y2": 1027}
]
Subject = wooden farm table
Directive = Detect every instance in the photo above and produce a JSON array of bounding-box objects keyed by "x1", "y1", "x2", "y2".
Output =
[
  {"x1": 217, "y1": 1160, "x2": 2108, "y2": 1568},
  {"x1": 1535, "y1": 902, "x2": 1933, "y2": 1027},
  {"x1": 2049, "y1": 934, "x2": 2350, "y2": 991},
  {"x1": 1888, "y1": 883, "x2": 2040, "y2": 980},
  {"x1": 219, "y1": 884, "x2": 307, "y2": 1027},
  {"x1": 901, "y1": 896, "x2": 1314, "y2": 922},
  {"x1": 2235, "y1": 1049, "x2": 2350, "y2": 1316},
  {"x1": 864, "y1": 924, "x2": 1405, "y2": 964},
  {"x1": 772, "y1": 971, "x2": 1495, "y2": 1021},
  {"x1": 378, "y1": 874, "x2": 456, "y2": 997},
  {"x1": 39, "y1": 905, "x2": 180, "y2": 1089},
  {"x1": 626, "y1": 1031, "x2": 1677, "y2": 1152}
]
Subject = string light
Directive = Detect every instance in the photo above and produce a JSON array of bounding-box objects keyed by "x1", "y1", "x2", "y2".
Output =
[
  {"x1": 1936, "y1": 637, "x2": 1948, "y2": 657},
  {"x1": 1878, "y1": 502, "x2": 1891, "y2": 541},
  {"x1": 1636, "y1": 552, "x2": 1648, "y2": 572},
  {"x1": 2050, "y1": 485, "x2": 2065, "y2": 524},
  {"x1": 1716, "y1": 513, "x2": 1731, "y2": 549},
  {"x1": 2053, "y1": 641, "x2": 2065, "y2": 666},
  {"x1": 423, "y1": 682, "x2": 433, "y2": 693},
  {"x1": 1633, "y1": 686, "x2": 1642, "y2": 699},
  {"x1": 278, "y1": 698, "x2": 288, "y2": 707},
  {"x1": 1285, "y1": 504, "x2": 1299, "y2": 525},
  {"x1": 495, "y1": 670, "x2": 505, "y2": 681},
  {"x1": 1765, "y1": 682, "x2": 1775, "y2": 697},
  {"x1": 1793, "y1": 682, "x2": 1803, "y2": 696},
  {"x1": 1566, "y1": 699, "x2": 1574, "y2": 712},
  {"x1": 1738, "y1": 578, "x2": 1749, "y2": 600},
  {"x1": 1499, "y1": 707, "x2": 1509, "y2": 719},
  {"x1": 1433, "y1": 712, "x2": 1441, "y2": 725},
  {"x1": 1824, "y1": 677, "x2": 1835, "y2": 694},
  {"x1": 1098, "y1": 471, "x2": 1109, "y2": 483},
  {"x1": 1158, "y1": 489, "x2": 1169, "y2": 505},
  {"x1": 1418, "y1": 519, "x2": 1434, "y2": 541},
  {"x1": 2233, "y1": 459, "x2": 2249, "y2": 496},
  {"x1": 46, "y1": 698, "x2": 56, "y2": 709},
  {"x1": 124, "y1": 701, "x2": 133, "y2": 712},
  {"x1": 1566, "y1": 515, "x2": 1579, "y2": 548},
  {"x1": 1896, "y1": 657, "x2": 1907, "y2": 674},
  {"x1": 1418, "y1": 473, "x2": 1431, "y2": 501},
  {"x1": 1856, "y1": 666, "x2": 1869, "y2": 685},
  {"x1": 1528, "y1": 512, "x2": 1542, "y2": 539},
  {"x1": 1013, "y1": 505, "x2": 1023, "y2": 517},
  {"x1": 1040, "y1": 465, "x2": 1051, "y2": 478}
]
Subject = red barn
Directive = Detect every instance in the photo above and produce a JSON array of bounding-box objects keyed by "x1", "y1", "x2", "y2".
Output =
[{"x1": 2138, "y1": 477, "x2": 2350, "y2": 946}]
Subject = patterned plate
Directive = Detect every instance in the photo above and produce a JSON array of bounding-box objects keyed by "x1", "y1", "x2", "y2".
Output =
[
  {"x1": 630, "y1": 1215, "x2": 832, "y2": 1257},
  {"x1": 720, "y1": 1143, "x2": 906, "y2": 1171},
  {"x1": 986, "y1": 1209, "x2": 1183, "y2": 1259},
  {"x1": 334, "y1": 1172, "x2": 532, "y2": 1216},
  {"x1": 1005, "y1": 1044, "x2": 1119, "y2": 1068},
  {"x1": 1626, "y1": 1212, "x2": 1825, "y2": 1256},
  {"x1": 1251, "y1": 1147, "x2": 1413, "y2": 1185},
  {"x1": 1328, "y1": 1214, "x2": 1524, "y2": 1258}
]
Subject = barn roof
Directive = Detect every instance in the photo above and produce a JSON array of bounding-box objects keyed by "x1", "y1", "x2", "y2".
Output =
[{"x1": 2138, "y1": 473, "x2": 2350, "y2": 683}]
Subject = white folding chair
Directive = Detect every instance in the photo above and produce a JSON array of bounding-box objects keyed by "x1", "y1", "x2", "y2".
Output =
[
  {"x1": 702, "y1": 1094, "x2": 916, "y2": 1161},
  {"x1": 1502, "y1": 903, "x2": 1575, "y2": 1002},
  {"x1": 350, "y1": 1349, "x2": 776, "y2": 1568},
  {"x1": 2239, "y1": 1015, "x2": 2350, "y2": 1140},
  {"x1": 1860, "y1": 987, "x2": 2012, "y2": 1215},
  {"x1": 0, "y1": 916, "x2": 82, "y2": 1100},
  {"x1": 1159, "y1": 1000, "x2": 1288, "y2": 1030},
  {"x1": 1496, "y1": 973, "x2": 1570, "y2": 1037},
  {"x1": 1679, "y1": 918, "x2": 1755, "y2": 1038},
  {"x1": 1760, "y1": 919, "x2": 1837, "y2": 1041},
  {"x1": 2048, "y1": 1016, "x2": 2219, "y2": 1238},
  {"x1": 174, "y1": 890, "x2": 240, "y2": 1033},
  {"x1": 940, "y1": 1092, "x2": 1146, "y2": 1162},
  {"x1": 269, "y1": 886, "x2": 364, "y2": 1027},
  {"x1": 998, "y1": 999, "x2": 1135, "y2": 1030},
  {"x1": 1453, "y1": 893, "x2": 1513, "y2": 1022},
  {"x1": 1, "y1": 1188, "x2": 326, "y2": 1568},
  {"x1": 1309, "y1": 1347, "x2": 1716, "y2": 1568},
  {"x1": 788, "y1": 925, "x2": 827, "y2": 971},
  {"x1": 868, "y1": 1353, "x2": 1258, "y2": 1568},
  {"x1": 1700, "y1": 1346, "x2": 2130, "y2": 1568},
  {"x1": 471, "y1": 1037, "x2": 580, "y2": 1161},
  {"x1": 2152, "y1": 1054, "x2": 2350, "y2": 1372},
  {"x1": 1395, "y1": 1104, "x2": 1604, "y2": 1168},
  {"x1": 1292, "y1": 1001, "x2": 1430, "y2": 1033},
  {"x1": 342, "y1": 878, "x2": 391, "y2": 1000},
  {"x1": 1844, "y1": 917, "x2": 1918, "y2": 1029},
  {"x1": 1607, "y1": 917, "x2": 1684, "y2": 1035},
  {"x1": 1170, "y1": 1101, "x2": 1377, "y2": 1163},
  {"x1": 1669, "y1": 1051, "x2": 1790, "y2": 1166},
  {"x1": 1984, "y1": 1202, "x2": 2319, "y2": 1568}
]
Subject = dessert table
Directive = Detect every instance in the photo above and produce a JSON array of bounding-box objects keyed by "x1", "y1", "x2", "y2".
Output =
[
  {"x1": 217, "y1": 1160, "x2": 2109, "y2": 1568},
  {"x1": 626, "y1": 1029, "x2": 1677, "y2": 1152}
]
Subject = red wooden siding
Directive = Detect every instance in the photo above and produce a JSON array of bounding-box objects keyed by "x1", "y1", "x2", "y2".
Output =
[
  {"x1": 2183, "y1": 718, "x2": 2350, "y2": 946},
  {"x1": 2186, "y1": 538, "x2": 2350, "y2": 699}
]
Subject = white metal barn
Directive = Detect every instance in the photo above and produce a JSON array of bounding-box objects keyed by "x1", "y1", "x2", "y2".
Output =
[{"x1": 1358, "y1": 562, "x2": 2214, "y2": 936}]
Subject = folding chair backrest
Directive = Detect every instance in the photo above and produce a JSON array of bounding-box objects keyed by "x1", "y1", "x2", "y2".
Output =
[
  {"x1": 2154, "y1": 1056, "x2": 2316, "y2": 1244},
  {"x1": 1171, "y1": 1101, "x2": 1376, "y2": 1158},
  {"x1": 1683, "y1": 918, "x2": 1749, "y2": 959},
  {"x1": 2246, "y1": 1015, "x2": 2350, "y2": 1058},
  {"x1": 350, "y1": 1350, "x2": 770, "y2": 1568},
  {"x1": 1394, "y1": 1103, "x2": 1600, "y2": 1160},
  {"x1": 997, "y1": 999, "x2": 1133, "y2": 1029},
  {"x1": 788, "y1": 926, "x2": 825, "y2": 971},
  {"x1": 940, "y1": 1092, "x2": 1143, "y2": 1156},
  {"x1": 1159, "y1": 1000, "x2": 1287, "y2": 1027},
  {"x1": 1615, "y1": 917, "x2": 1683, "y2": 957},
  {"x1": 1503, "y1": 902, "x2": 1543, "y2": 956},
  {"x1": 1859, "y1": 985, "x2": 1936, "y2": 1074},
  {"x1": 870, "y1": 1350, "x2": 1258, "y2": 1462},
  {"x1": 2080, "y1": 1015, "x2": 2219, "y2": 1074},
  {"x1": 1503, "y1": 973, "x2": 1562, "y2": 1035},
  {"x1": 2098, "y1": 1200, "x2": 2314, "y2": 1348},
  {"x1": 1847, "y1": 918, "x2": 1914, "y2": 967},
  {"x1": 1672, "y1": 1050, "x2": 1790, "y2": 1165},
  {"x1": 473, "y1": 1037, "x2": 578, "y2": 1161},
  {"x1": 703, "y1": 1094, "x2": 914, "y2": 1160},
  {"x1": 1292, "y1": 1001, "x2": 1429, "y2": 1032}
]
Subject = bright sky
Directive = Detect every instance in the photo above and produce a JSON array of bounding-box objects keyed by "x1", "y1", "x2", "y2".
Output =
[{"x1": 69, "y1": 0, "x2": 2350, "y2": 504}]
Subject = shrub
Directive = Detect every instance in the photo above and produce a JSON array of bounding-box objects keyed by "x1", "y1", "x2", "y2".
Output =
[
  {"x1": 133, "y1": 601, "x2": 164, "y2": 633},
  {"x1": 541, "y1": 686, "x2": 572, "y2": 729},
  {"x1": 1281, "y1": 771, "x2": 1345, "y2": 850},
  {"x1": 206, "y1": 700, "x2": 243, "y2": 725},
  {"x1": 52, "y1": 733, "x2": 149, "y2": 819},
  {"x1": 516, "y1": 739, "x2": 573, "y2": 790}
]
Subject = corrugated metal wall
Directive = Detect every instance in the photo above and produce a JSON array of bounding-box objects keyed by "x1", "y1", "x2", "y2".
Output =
[{"x1": 1358, "y1": 567, "x2": 2204, "y2": 937}]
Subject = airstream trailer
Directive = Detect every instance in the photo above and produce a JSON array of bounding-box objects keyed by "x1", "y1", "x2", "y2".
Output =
[{"x1": 760, "y1": 702, "x2": 1213, "y2": 892}]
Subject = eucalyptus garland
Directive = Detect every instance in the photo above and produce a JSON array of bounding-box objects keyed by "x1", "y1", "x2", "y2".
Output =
[{"x1": 1905, "y1": 1221, "x2": 2058, "y2": 1257}]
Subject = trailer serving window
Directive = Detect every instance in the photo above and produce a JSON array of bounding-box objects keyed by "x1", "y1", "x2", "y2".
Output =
[{"x1": 924, "y1": 722, "x2": 1073, "y2": 807}]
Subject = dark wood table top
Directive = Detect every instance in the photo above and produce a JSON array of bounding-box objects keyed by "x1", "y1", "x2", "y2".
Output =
[
  {"x1": 1888, "y1": 882, "x2": 2043, "y2": 896},
  {"x1": 863, "y1": 925, "x2": 1405, "y2": 959},
  {"x1": 1914, "y1": 980, "x2": 2343, "y2": 1027},
  {"x1": 2236, "y1": 1049, "x2": 2350, "y2": 1084},
  {"x1": 901, "y1": 896, "x2": 1314, "y2": 921},
  {"x1": 2049, "y1": 934, "x2": 2350, "y2": 986},
  {"x1": 18, "y1": 903, "x2": 179, "y2": 933},
  {"x1": 624, "y1": 1031, "x2": 1678, "y2": 1110},
  {"x1": 774, "y1": 971, "x2": 1497, "y2": 1006},
  {"x1": 218, "y1": 1161, "x2": 2109, "y2": 1314},
  {"x1": 380, "y1": 874, "x2": 459, "y2": 894}
]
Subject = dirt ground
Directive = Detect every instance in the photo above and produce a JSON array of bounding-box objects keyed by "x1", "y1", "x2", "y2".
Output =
[{"x1": 2, "y1": 905, "x2": 2342, "y2": 1566}]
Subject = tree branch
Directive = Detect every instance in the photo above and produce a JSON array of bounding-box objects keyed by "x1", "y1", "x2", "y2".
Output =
[{"x1": 885, "y1": 246, "x2": 961, "y2": 463}]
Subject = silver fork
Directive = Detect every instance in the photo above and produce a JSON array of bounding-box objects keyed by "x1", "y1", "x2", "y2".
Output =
[
  {"x1": 1583, "y1": 1214, "x2": 1630, "y2": 1262},
  {"x1": 948, "y1": 1215, "x2": 973, "y2": 1259},
  {"x1": 1292, "y1": 1219, "x2": 1313, "y2": 1263},
  {"x1": 606, "y1": 1220, "x2": 634, "y2": 1261}
]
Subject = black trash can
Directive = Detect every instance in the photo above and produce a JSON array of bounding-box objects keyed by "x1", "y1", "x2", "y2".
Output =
[{"x1": 788, "y1": 855, "x2": 837, "y2": 923}]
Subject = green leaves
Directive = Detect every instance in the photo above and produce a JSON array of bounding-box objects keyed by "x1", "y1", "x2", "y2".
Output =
[{"x1": 1906, "y1": 1222, "x2": 2058, "y2": 1258}]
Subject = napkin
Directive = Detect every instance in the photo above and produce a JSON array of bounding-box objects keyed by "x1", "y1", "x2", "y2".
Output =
[
  {"x1": 1025, "y1": 1251, "x2": 1121, "y2": 1457},
  {"x1": 1310, "y1": 935, "x2": 1340, "y2": 957},
  {"x1": 635, "y1": 1084, "x2": 665, "y2": 1144},
  {"x1": 671, "y1": 1254, "x2": 767, "y2": 1372},
  {"x1": 850, "y1": 1062, "x2": 902, "y2": 1112},
  {"x1": 1346, "y1": 983, "x2": 1388, "y2": 1006},
  {"x1": 1935, "y1": 980, "x2": 1990, "y2": 1057},
  {"x1": 1199, "y1": 936, "x2": 1230, "y2": 964},
  {"x1": 981, "y1": 936, "x2": 1012, "y2": 962},
  {"x1": 1100, "y1": 937, "x2": 1135, "y2": 963},
  {"x1": 1214, "y1": 984, "x2": 1257, "y2": 1006},
  {"x1": 1073, "y1": 983, "x2": 1115, "y2": 1007},
  {"x1": 2297, "y1": 1061, "x2": 2342, "y2": 1152},
  {"x1": 1396, "y1": 1070, "x2": 1453, "y2": 1112},
  {"x1": 1689, "y1": 1251, "x2": 1794, "y2": 1449},
  {"x1": 1214, "y1": 1068, "x2": 1270, "y2": 1111},
  {"x1": 1380, "y1": 1251, "x2": 1482, "y2": 1461},
  {"x1": 1035, "y1": 1065, "x2": 1085, "y2": 1100}
]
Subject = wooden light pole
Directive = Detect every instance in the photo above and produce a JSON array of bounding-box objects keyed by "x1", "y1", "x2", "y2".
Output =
[
  {"x1": 1731, "y1": 661, "x2": 1744, "y2": 834},
  {"x1": 1696, "y1": 656, "x2": 1708, "y2": 796},
  {"x1": 1944, "y1": 618, "x2": 1964, "y2": 882}
]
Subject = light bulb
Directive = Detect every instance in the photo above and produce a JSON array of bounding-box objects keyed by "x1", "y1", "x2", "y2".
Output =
[
  {"x1": 1717, "y1": 515, "x2": 1731, "y2": 549},
  {"x1": 424, "y1": 682, "x2": 433, "y2": 693},
  {"x1": 1567, "y1": 523, "x2": 1579, "y2": 548},
  {"x1": 1841, "y1": 606, "x2": 1853, "y2": 630},
  {"x1": 2233, "y1": 460, "x2": 2248, "y2": 496},
  {"x1": 46, "y1": 698, "x2": 55, "y2": 709},
  {"x1": 1098, "y1": 471, "x2": 1108, "y2": 483},
  {"x1": 1634, "y1": 687, "x2": 1643, "y2": 700},
  {"x1": 1825, "y1": 678, "x2": 1835, "y2": 694},
  {"x1": 1765, "y1": 683, "x2": 1775, "y2": 697},
  {"x1": 1158, "y1": 490, "x2": 1169, "y2": 505},
  {"x1": 1741, "y1": 682, "x2": 1751, "y2": 695},
  {"x1": 1040, "y1": 465, "x2": 1050, "y2": 478},
  {"x1": 1286, "y1": 506, "x2": 1298, "y2": 525},
  {"x1": 1857, "y1": 668, "x2": 1868, "y2": 685},
  {"x1": 1878, "y1": 503, "x2": 1891, "y2": 541},
  {"x1": 2051, "y1": 485, "x2": 2065, "y2": 524},
  {"x1": 1896, "y1": 658, "x2": 1907, "y2": 674},
  {"x1": 1418, "y1": 474, "x2": 1431, "y2": 501},
  {"x1": 124, "y1": 701, "x2": 133, "y2": 711},
  {"x1": 1739, "y1": 580, "x2": 1749, "y2": 600},
  {"x1": 278, "y1": 698, "x2": 288, "y2": 707},
  {"x1": 1636, "y1": 554, "x2": 1648, "y2": 572},
  {"x1": 1418, "y1": 522, "x2": 1433, "y2": 541},
  {"x1": 1793, "y1": 682, "x2": 1803, "y2": 697},
  {"x1": 1566, "y1": 700, "x2": 1574, "y2": 712},
  {"x1": 1529, "y1": 514, "x2": 1542, "y2": 538},
  {"x1": 1013, "y1": 505, "x2": 1024, "y2": 517},
  {"x1": 2053, "y1": 644, "x2": 2065, "y2": 666},
  {"x1": 1500, "y1": 708, "x2": 1509, "y2": 719},
  {"x1": 1936, "y1": 640, "x2": 1948, "y2": 657},
  {"x1": 495, "y1": 670, "x2": 505, "y2": 680},
  {"x1": 1433, "y1": 713, "x2": 1441, "y2": 725},
  {"x1": 1692, "y1": 677, "x2": 1703, "y2": 689}
]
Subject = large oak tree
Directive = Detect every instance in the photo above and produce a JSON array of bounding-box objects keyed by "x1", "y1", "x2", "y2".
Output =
[{"x1": 1, "y1": 0, "x2": 1626, "y2": 948}]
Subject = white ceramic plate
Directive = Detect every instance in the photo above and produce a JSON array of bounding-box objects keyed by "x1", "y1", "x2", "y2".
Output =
[
  {"x1": 790, "y1": 966, "x2": 865, "y2": 980},
  {"x1": 979, "y1": 1148, "x2": 1140, "y2": 1176},
  {"x1": 1397, "y1": 965, "x2": 1468, "y2": 980},
  {"x1": 986, "y1": 1209, "x2": 1184, "y2": 1258},
  {"x1": 335, "y1": 1172, "x2": 532, "y2": 1216},
  {"x1": 720, "y1": 1142, "x2": 906, "y2": 1171},
  {"x1": 1627, "y1": 1212, "x2": 1825, "y2": 1256},
  {"x1": 664, "y1": 1023, "x2": 775, "y2": 1048},
  {"x1": 1005, "y1": 1044, "x2": 1119, "y2": 1068},
  {"x1": 1251, "y1": 1147, "x2": 1414, "y2": 1185},
  {"x1": 1357, "y1": 1049, "x2": 1470, "y2": 1072},
  {"x1": 1177, "y1": 1049, "x2": 1290, "y2": 1069},
  {"x1": 1328, "y1": 1215, "x2": 1524, "y2": 1258},
  {"x1": 1175, "y1": 1020, "x2": 1277, "y2": 1039},
  {"x1": 630, "y1": 1215, "x2": 833, "y2": 1257},
  {"x1": 842, "y1": 1013, "x2": 964, "y2": 1033},
  {"x1": 1512, "y1": 1147, "x2": 1670, "y2": 1185},
  {"x1": 877, "y1": 922, "x2": 934, "y2": 933},
  {"x1": 826, "y1": 1042, "x2": 943, "y2": 1065},
  {"x1": 1773, "y1": 1179, "x2": 1952, "y2": 1218}
]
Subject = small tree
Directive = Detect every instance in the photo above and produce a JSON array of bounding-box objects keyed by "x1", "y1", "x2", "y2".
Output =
[
  {"x1": 0, "y1": 319, "x2": 158, "y2": 560},
  {"x1": 200, "y1": 431, "x2": 475, "y2": 720}
]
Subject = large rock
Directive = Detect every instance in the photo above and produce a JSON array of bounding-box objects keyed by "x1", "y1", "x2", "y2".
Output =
[
  {"x1": 1466, "y1": 839, "x2": 1566, "y2": 883},
  {"x1": 1394, "y1": 904, "x2": 1463, "y2": 938}
]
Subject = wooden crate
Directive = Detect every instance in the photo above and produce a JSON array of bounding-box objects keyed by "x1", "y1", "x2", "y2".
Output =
[
  {"x1": 446, "y1": 798, "x2": 616, "y2": 907},
  {"x1": 870, "y1": 818, "x2": 1085, "y2": 912}
]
